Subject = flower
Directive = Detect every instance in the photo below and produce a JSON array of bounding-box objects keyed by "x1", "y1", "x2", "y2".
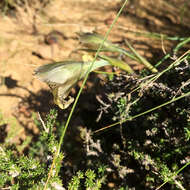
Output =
[{"x1": 34, "y1": 60, "x2": 109, "y2": 109}]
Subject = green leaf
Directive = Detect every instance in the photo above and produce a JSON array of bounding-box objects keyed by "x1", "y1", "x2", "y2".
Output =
[{"x1": 99, "y1": 55, "x2": 134, "y2": 74}]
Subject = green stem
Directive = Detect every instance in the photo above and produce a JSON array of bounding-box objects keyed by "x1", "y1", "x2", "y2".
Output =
[
  {"x1": 125, "y1": 40, "x2": 158, "y2": 73},
  {"x1": 93, "y1": 90, "x2": 190, "y2": 134}
]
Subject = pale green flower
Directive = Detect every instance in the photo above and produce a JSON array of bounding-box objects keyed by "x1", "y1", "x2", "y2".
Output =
[
  {"x1": 78, "y1": 32, "x2": 136, "y2": 60},
  {"x1": 34, "y1": 60, "x2": 109, "y2": 109}
]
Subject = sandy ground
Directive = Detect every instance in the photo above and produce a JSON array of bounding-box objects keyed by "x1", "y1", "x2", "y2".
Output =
[{"x1": 0, "y1": 0, "x2": 189, "y2": 143}]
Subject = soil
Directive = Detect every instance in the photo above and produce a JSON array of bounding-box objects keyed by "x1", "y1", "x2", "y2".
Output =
[{"x1": 0, "y1": 0, "x2": 190, "y2": 153}]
